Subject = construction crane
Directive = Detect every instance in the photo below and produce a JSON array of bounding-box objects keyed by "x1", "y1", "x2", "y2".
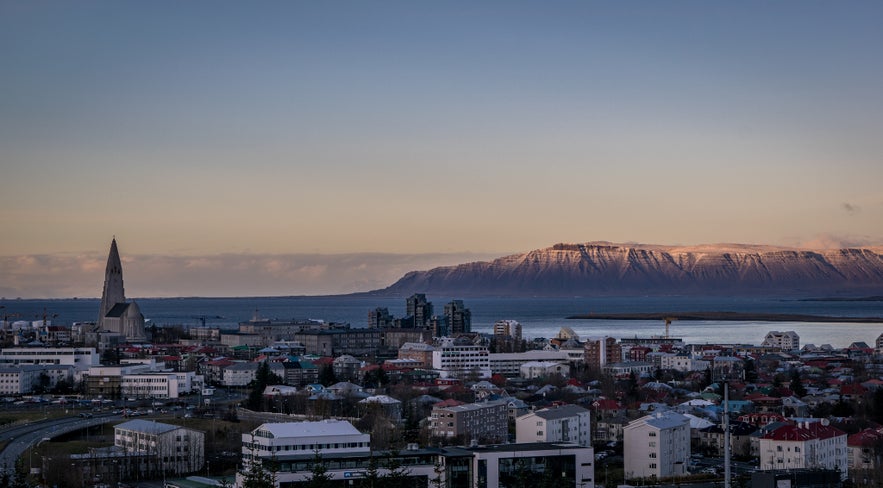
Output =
[{"x1": 663, "y1": 316, "x2": 677, "y2": 339}]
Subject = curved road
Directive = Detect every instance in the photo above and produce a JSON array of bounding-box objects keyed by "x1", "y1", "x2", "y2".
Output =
[{"x1": 0, "y1": 413, "x2": 123, "y2": 474}]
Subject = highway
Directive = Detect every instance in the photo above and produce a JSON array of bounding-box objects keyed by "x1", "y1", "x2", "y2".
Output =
[{"x1": 0, "y1": 413, "x2": 123, "y2": 475}]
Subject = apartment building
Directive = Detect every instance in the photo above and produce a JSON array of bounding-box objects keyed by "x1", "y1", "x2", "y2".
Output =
[
  {"x1": 114, "y1": 419, "x2": 204, "y2": 475},
  {"x1": 623, "y1": 411, "x2": 691, "y2": 480},
  {"x1": 762, "y1": 331, "x2": 800, "y2": 350},
  {"x1": 515, "y1": 404, "x2": 592, "y2": 447},
  {"x1": 432, "y1": 338, "x2": 490, "y2": 379},
  {"x1": 758, "y1": 420, "x2": 848, "y2": 479},
  {"x1": 429, "y1": 400, "x2": 508, "y2": 444}
]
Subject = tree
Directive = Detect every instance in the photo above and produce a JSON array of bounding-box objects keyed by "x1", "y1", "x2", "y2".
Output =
[
  {"x1": 304, "y1": 450, "x2": 333, "y2": 488},
  {"x1": 246, "y1": 361, "x2": 282, "y2": 411},
  {"x1": 318, "y1": 365, "x2": 337, "y2": 386},
  {"x1": 429, "y1": 458, "x2": 445, "y2": 488},
  {"x1": 789, "y1": 370, "x2": 806, "y2": 397},
  {"x1": 240, "y1": 437, "x2": 277, "y2": 488},
  {"x1": 383, "y1": 451, "x2": 412, "y2": 488}
]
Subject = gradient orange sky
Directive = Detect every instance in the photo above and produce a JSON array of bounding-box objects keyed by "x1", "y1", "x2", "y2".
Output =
[{"x1": 2, "y1": 2, "x2": 882, "y2": 297}]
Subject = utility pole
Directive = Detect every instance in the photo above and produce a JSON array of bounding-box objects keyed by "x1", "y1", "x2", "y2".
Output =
[{"x1": 723, "y1": 380, "x2": 731, "y2": 488}]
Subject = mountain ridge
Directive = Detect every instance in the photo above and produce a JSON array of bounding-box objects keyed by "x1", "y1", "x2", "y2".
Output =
[{"x1": 372, "y1": 242, "x2": 883, "y2": 297}]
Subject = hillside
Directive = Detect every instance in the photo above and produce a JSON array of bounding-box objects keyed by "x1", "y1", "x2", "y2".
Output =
[{"x1": 374, "y1": 242, "x2": 883, "y2": 297}]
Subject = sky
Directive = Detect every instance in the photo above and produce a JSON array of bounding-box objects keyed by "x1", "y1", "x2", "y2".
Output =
[{"x1": 2, "y1": 1, "x2": 883, "y2": 298}]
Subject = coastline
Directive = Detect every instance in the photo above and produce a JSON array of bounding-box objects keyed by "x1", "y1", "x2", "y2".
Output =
[{"x1": 566, "y1": 311, "x2": 883, "y2": 323}]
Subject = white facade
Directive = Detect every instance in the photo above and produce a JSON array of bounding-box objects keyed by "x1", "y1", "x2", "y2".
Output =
[
  {"x1": 120, "y1": 371, "x2": 203, "y2": 399},
  {"x1": 432, "y1": 340, "x2": 490, "y2": 379},
  {"x1": 515, "y1": 405, "x2": 592, "y2": 447},
  {"x1": 114, "y1": 419, "x2": 205, "y2": 475},
  {"x1": 758, "y1": 421, "x2": 848, "y2": 479},
  {"x1": 489, "y1": 350, "x2": 571, "y2": 377},
  {"x1": 762, "y1": 331, "x2": 800, "y2": 350},
  {"x1": 0, "y1": 365, "x2": 42, "y2": 394},
  {"x1": 623, "y1": 411, "x2": 690, "y2": 480},
  {"x1": 0, "y1": 347, "x2": 99, "y2": 369},
  {"x1": 519, "y1": 360, "x2": 570, "y2": 379},
  {"x1": 241, "y1": 420, "x2": 369, "y2": 467},
  {"x1": 659, "y1": 353, "x2": 708, "y2": 372}
]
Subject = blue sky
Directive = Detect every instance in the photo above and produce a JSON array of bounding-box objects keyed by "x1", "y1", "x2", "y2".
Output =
[{"x1": 2, "y1": 1, "x2": 882, "y2": 297}]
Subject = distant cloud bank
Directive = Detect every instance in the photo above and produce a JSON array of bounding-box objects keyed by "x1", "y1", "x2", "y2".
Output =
[{"x1": 0, "y1": 252, "x2": 500, "y2": 299}]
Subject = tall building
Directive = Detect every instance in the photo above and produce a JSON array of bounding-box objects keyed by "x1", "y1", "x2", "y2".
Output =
[
  {"x1": 367, "y1": 307, "x2": 393, "y2": 328},
  {"x1": 584, "y1": 337, "x2": 622, "y2": 371},
  {"x1": 623, "y1": 411, "x2": 691, "y2": 480},
  {"x1": 406, "y1": 293, "x2": 433, "y2": 327},
  {"x1": 493, "y1": 320, "x2": 522, "y2": 341},
  {"x1": 444, "y1": 300, "x2": 471, "y2": 334},
  {"x1": 97, "y1": 238, "x2": 146, "y2": 342}
]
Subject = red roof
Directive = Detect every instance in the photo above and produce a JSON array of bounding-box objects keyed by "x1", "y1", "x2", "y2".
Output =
[
  {"x1": 434, "y1": 398, "x2": 465, "y2": 408},
  {"x1": 840, "y1": 383, "x2": 868, "y2": 396},
  {"x1": 762, "y1": 422, "x2": 845, "y2": 442},
  {"x1": 592, "y1": 398, "x2": 622, "y2": 411},
  {"x1": 847, "y1": 428, "x2": 883, "y2": 448}
]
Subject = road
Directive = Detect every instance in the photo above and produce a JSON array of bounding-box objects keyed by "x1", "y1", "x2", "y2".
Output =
[{"x1": 0, "y1": 413, "x2": 123, "y2": 475}]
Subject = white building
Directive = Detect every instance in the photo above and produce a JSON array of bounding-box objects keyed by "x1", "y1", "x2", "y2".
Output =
[
  {"x1": 489, "y1": 350, "x2": 571, "y2": 377},
  {"x1": 493, "y1": 319, "x2": 522, "y2": 340},
  {"x1": 0, "y1": 365, "x2": 43, "y2": 394},
  {"x1": 121, "y1": 371, "x2": 204, "y2": 399},
  {"x1": 0, "y1": 346, "x2": 99, "y2": 370},
  {"x1": 659, "y1": 352, "x2": 708, "y2": 372},
  {"x1": 432, "y1": 338, "x2": 490, "y2": 379},
  {"x1": 515, "y1": 404, "x2": 592, "y2": 447},
  {"x1": 762, "y1": 331, "x2": 800, "y2": 350},
  {"x1": 758, "y1": 421, "x2": 848, "y2": 479},
  {"x1": 221, "y1": 361, "x2": 284, "y2": 387},
  {"x1": 623, "y1": 411, "x2": 690, "y2": 480},
  {"x1": 114, "y1": 419, "x2": 205, "y2": 475},
  {"x1": 241, "y1": 420, "x2": 369, "y2": 467},
  {"x1": 519, "y1": 360, "x2": 570, "y2": 380}
]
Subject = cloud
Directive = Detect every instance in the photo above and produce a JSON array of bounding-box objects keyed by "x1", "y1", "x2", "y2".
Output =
[
  {"x1": 796, "y1": 233, "x2": 879, "y2": 250},
  {"x1": 0, "y1": 251, "x2": 500, "y2": 299},
  {"x1": 842, "y1": 202, "x2": 860, "y2": 215}
]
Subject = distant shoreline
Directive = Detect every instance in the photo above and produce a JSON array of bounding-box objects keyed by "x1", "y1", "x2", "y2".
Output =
[{"x1": 567, "y1": 311, "x2": 883, "y2": 323}]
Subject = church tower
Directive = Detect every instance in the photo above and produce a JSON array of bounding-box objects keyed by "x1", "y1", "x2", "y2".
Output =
[
  {"x1": 97, "y1": 238, "x2": 126, "y2": 330},
  {"x1": 96, "y1": 238, "x2": 146, "y2": 342}
]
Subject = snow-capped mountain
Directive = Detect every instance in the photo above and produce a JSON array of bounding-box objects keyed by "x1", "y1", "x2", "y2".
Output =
[{"x1": 375, "y1": 242, "x2": 883, "y2": 296}]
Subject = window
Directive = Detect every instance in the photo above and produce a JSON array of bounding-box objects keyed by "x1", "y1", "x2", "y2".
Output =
[
  {"x1": 649, "y1": 463, "x2": 657, "y2": 469},
  {"x1": 649, "y1": 432, "x2": 657, "y2": 437}
]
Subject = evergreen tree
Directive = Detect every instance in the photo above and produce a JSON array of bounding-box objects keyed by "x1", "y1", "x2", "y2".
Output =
[
  {"x1": 789, "y1": 370, "x2": 806, "y2": 397},
  {"x1": 382, "y1": 451, "x2": 411, "y2": 488},
  {"x1": 246, "y1": 361, "x2": 281, "y2": 411},
  {"x1": 360, "y1": 452, "x2": 382, "y2": 488},
  {"x1": 304, "y1": 451, "x2": 333, "y2": 488},
  {"x1": 318, "y1": 365, "x2": 338, "y2": 386}
]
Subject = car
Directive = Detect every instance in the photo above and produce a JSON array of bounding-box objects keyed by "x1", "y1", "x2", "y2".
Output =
[{"x1": 79, "y1": 413, "x2": 93, "y2": 418}]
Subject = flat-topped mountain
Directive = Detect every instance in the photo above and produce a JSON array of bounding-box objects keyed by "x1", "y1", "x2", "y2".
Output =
[{"x1": 374, "y1": 242, "x2": 883, "y2": 297}]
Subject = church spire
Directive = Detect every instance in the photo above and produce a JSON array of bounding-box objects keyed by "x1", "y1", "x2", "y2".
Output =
[{"x1": 98, "y1": 238, "x2": 126, "y2": 329}]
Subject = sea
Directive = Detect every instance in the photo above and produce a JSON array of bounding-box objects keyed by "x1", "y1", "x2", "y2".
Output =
[{"x1": 2, "y1": 295, "x2": 883, "y2": 348}]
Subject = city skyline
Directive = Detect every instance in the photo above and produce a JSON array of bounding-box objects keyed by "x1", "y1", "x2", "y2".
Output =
[{"x1": 3, "y1": 2, "x2": 883, "y2": 297}]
